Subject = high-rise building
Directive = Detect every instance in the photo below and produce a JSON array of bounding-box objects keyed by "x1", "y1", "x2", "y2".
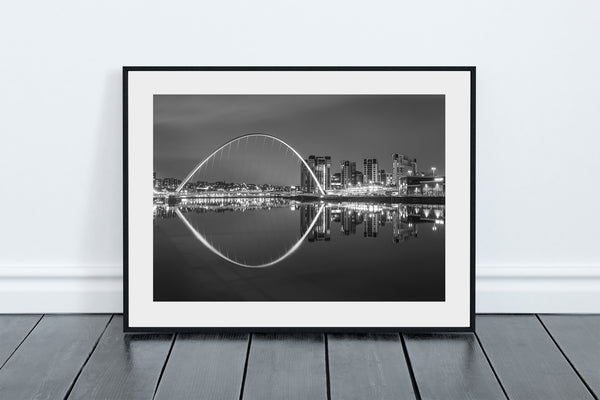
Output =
[
  {"x1": 392, "y1": 154, "x2": 419, "y2": 187},
  {"x1": 385, "y1": 172, "x2": 393, "y2": 186},
  {"x1": 161, "y1": 177, "x2": 181, "y2": 190},
  {"x1": 352, "y1": 171, "x2": 363, "y2": 185},
  {"x1": 314, "y1": 156, "x2": 331, "y2": 190},
  {"x1": 340, "y1": 160, "x2": 356, "y2": 188},
  {"x1": 363, "y1": 158, "x2": 378, "y2": 184},
  {"x1": 300, "y1": 157, "x2": 315, "y2": 192},
  {"x1": 392, "y1": 154, "x2": 402, "y2": 186},
  {"x1": 378, "y1": 169, "x2": 386, "y2": 184},
  {"x1": 411, "y1": 159, "x2": 418, "y2": 176},
  {"x1": 331, "y1": 173, "x2": 342, "y2": 189},
  {"x1": 300, "y1": 155, "x2": 331, "y2": 193}
]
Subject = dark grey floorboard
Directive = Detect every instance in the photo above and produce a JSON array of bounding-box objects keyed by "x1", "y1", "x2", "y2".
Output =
[
  {"x1": 539, "y1": 314, "x2": 600, "y2": 398},
  {"x1": 476, "y1": 315, "x2": 594, "y2": 400},
  {"x1": 0, "y1": 314, "x2": 41, "y2": 368},
  {"x1": 328, "y1": 333, "x2": 416, "y2": 400},
  {"x1": 404, "y1": 333, "x2": 506, "y2": 400},
  {"x1": 0, "y1": 314, "x2": 110, "y2": 400},
  {"x1": 66, "y1": 315, "x2": 173, "y2": 400},
  {"x1": 242, "y1": 333, "x2": 327, "y2": 400},
  {"x1": 154, "y1": 333, "x2": 249, "y2": 400}
]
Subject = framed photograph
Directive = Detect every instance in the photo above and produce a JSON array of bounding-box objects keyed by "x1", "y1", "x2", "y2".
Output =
[{"x1": 124, "y1": 67, "x2": 475, "y2": 332}]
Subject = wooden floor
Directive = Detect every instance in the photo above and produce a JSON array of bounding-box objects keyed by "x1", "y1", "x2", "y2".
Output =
[{"x1": 0, "y1": 315, "x2": 598, "y2": 400}]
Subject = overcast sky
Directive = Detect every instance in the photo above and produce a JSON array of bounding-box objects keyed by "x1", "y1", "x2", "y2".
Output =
[{"x1": 154, "y1": 95, "x2": 444, "y2": 185}]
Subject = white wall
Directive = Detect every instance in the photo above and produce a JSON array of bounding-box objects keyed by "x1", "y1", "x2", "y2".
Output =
[{"x1": 1, "y1": 0, "x2": 599, "y2": 313}]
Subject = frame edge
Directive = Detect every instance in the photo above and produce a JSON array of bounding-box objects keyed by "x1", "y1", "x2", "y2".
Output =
[{"x1": 122, "y1": 66, "x2": 476, "y2": 332}]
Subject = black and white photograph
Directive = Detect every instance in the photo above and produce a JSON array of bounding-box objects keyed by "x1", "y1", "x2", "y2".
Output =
[{"x1": 153, "y1": 94, "x2": 446, "y2": 302}]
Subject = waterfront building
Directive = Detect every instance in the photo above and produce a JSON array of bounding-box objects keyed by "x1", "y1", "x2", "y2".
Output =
[
  {"x1": 300, "y1": 155, "x2": 331, "y2": 193},
  {"x1": 352, "y1": 171, "x2": 363, "y2": 185},
  {"x1": 392, "y1": 154, "x2": 419, "y2": 187},
  {"x1": 160, "y1": 177, "x2": 182, "y2": 191},
  {"x1": 315, "y1": 156, "x2": 331, "y2": 190},
  {"x1": 378, "y1": 169, "x2": 386, "y2": 185},
  {"x1": 392, "y1": 154, "x2": 402, "y2": 186},
  {"x1": 399, "y1": 175, "x2": 445, "y2": 196},
  {"x1": 300, "y1": 156, "x2": 316, "y2": 192},
  {"x1": 331, "y1": 172, "x2": 342, "y2": 189},
  {"x1": 363, "y1": 158, "x2": 378, "y2": 184},
  {"x1": 340, "y1": 160, "x2": 356, "y2": 188},
  {"x1": 385, "y1": 172, "x2": 394, "y2": 186}
]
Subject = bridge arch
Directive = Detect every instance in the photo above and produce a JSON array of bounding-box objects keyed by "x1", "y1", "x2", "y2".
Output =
[
  {"x1": 175, "y1": 133, "x2": 325, "y2": 195},
  {"x1": 175, "y1": 204, "x2": 325, "y2": 268}
]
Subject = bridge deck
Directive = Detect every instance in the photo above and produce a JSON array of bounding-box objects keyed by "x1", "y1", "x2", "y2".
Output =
[{"x1": 0, "y1": 314, "x2": 598, "y2": 399}]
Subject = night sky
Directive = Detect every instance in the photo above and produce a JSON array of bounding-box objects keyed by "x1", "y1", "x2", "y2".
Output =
[{"x1": 154, "y1": 95, "x2": 445, "y2": 185}]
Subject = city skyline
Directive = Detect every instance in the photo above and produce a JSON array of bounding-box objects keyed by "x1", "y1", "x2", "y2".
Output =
[
  {"x1": 154, "y1": 95, "x2": 445, "y2": 186},
  {"x1": 153, "y1": 151, "x2": 431, "y2": 187}
]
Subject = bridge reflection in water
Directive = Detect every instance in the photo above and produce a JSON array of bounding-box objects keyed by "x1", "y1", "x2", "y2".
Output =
[
  {"x1": 153, "y1": 198, "x2": 444, "y2": 269},
  {"x1": 153, "y1": 197, "x2": 445, "y2": 301}
]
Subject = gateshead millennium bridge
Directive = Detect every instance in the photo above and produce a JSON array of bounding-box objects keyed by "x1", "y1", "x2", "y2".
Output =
[{"x1": 175, "y1": 133, "x2": 326, "y2": 195}]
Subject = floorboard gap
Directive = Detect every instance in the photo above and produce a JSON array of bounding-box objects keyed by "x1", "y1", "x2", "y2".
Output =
[
  {"x1": 0, "y1": 314, "x2": 43, "y2": 371},
  {"x1": 324, "y1": 333, "x2": 331, "y2": 400},
  {"x1": 63, "y1": 314, "x2": 114, "y2": 400},
  {"x1": 535, "y1": 315, "x2": 598, "y2": 400},
  {"x1": 237, "y1": 333, "x2": 253, "y2": 400},
  {"x1": 400, "y1": 333, "x2": 422, "y2": 400},
  {"x1": 152, "y1": 333, "x2": 177, "y2": 400},
  {"x1": 474, "y1": 330, "x2": 510, "y2": 400}
]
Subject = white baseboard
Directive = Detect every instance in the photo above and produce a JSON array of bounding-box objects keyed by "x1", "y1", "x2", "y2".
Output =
[
  {"x1": 0, "y1": 267, "x2": 123, "y2": 313},
  {"x1": 476, "y1": 266, "x2": 600, "y2": 313},
  {"x1": 0, "y1": 266, "x2": 599, "y2": 314}
]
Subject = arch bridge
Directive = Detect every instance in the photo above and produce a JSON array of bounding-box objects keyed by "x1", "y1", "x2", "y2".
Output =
[{"x1": 175, "y1": 133, "x2": 325, "y2": 195}]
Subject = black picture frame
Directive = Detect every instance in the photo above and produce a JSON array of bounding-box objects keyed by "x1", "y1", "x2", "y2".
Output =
[{"x1": 123, "y1": 66, "x2": 476, "y2": 333}]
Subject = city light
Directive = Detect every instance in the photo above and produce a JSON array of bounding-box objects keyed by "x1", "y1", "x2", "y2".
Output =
[
  {"x1": 153, "y1": 147, "x2": 444, "y2": 200},
  {"x1": 153, "y1": 198, "x2": 444, "y2": 263}
]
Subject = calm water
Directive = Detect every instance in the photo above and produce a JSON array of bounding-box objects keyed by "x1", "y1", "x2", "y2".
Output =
[{"x1": 153, "y1": 198, "x2": 445, "y2": 301}]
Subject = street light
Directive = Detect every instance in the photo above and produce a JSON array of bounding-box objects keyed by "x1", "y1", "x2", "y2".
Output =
[{"x1": 431, "y1": 167, "x2": 436, "y2": 177}]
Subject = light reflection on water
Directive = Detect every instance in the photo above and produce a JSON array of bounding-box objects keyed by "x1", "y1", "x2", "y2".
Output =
[{"x1": 153, "y1": 198, "x2": 445, "y2": 301}]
